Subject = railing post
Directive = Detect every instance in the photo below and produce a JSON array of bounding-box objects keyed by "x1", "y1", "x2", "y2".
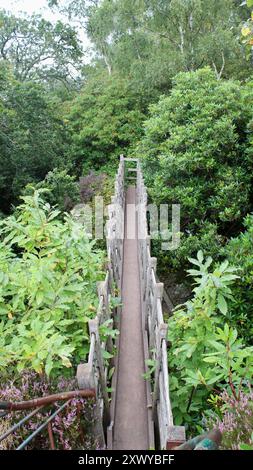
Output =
[
  {"x1": 150, "y1": 283, "x2": 164, "y2": 350},
  {"x1": 76, "y1": 362, "x2": 105, "y2": 449},
  {"x1": 152, "y1": 323, "x2": 168, "y2": 420},
  {"x1": 97, "y1": 281, "x2": 114, "y2": 358},
  {"x1": 166, "y1": 426, "x2": 186, "y2": 450},
  {"x1": 89, "y1": 319, "x2": 111, "y2": 427}
]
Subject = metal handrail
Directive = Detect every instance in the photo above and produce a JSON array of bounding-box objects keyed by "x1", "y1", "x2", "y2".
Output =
[
  {"x1": 0, "y1": 406, "x2": 44, "y2": 444},
  {"x1": 16, "y1": 401, "x2": 70, "y2": 450},
  {"x1": 0, "y1": 389, "x2": 95, "y2": 450}
]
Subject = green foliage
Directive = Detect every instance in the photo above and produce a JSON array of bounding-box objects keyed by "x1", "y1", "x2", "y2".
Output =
[
  {"x1": 138, "y1": 68, "x2": 253, "y2": 271},
  {"x1": 241, "y1": 2, "x2": 253, "y2": 60},
  {"x1": 0, "y1": 190, "x2": 104, "y2": 376},
  {"x1": 0, "y1": 9, "x2": 82, "y2": 85},
  {"x1": 24, "y1": 169, "x2": 80, "y2": 213},
  {"x1": 0, "y1": 63, "x2": 70, "y2": 213},
  {"x1": 53, "y1": 0, "x2": 252, "y2": 91},
  {"x1": 168, "y1": 252, "x2": 253, "y2": 429},
  {"x1": 67, "y1": 72, "x2": 145, "y2": 172},
  {"x1": 223, "y1": 214, "x2": 253, "y2": 343}
]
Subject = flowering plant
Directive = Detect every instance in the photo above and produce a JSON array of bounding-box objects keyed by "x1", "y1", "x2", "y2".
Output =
[
  {"x1": 0, "y1": 371, "x2": 98, "y2": 450},
  {"x1": 209, "y1": 387, "x2": 253, "y2": 450}
]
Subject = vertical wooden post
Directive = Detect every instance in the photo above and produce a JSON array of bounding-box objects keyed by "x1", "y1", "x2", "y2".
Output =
[
  {"x1": 166, "y1": 426, "x2": 186, "y2": 449},
  {"x1": 76, "y1": 363, "x2": 105, "y2": 449},
  {"x1": 152, "y1": 323, "x2": 168, "y2": 420},
  {"x1": 150, "y1": 283, "x2": 164, "y2": 350},
  {"x1": 89, "y1": 319, "x2": 111, "y2": 427},
  {"x1": 97, "y1": 281, "x2": 114, "y2": 358}
]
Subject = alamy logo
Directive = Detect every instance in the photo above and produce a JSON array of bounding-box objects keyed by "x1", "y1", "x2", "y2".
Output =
[{"x1": 71, "y1": 197, "x2": 180, "y2": 251}]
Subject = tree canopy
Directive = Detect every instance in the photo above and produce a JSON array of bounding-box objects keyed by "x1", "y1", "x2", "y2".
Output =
[
  {"x1": 0, "y1": 9, "x2": 82, "y2": 85},
  {"x1": 137, "y1": 68, "x2": 253, "y2": 267}
]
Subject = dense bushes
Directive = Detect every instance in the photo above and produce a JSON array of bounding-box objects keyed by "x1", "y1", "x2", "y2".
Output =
[
  {"x1": 138, "y1": 68, "x2": 253, "y2": 271},
  {"x1": 0, "y1": 63, "x2": 71, "y2": 214},
  {"x1": 0, "y1": 191, "x2": 104, "y2": 377},
  {"x1": 67, "y1": 72, "x2": 145, "y2": 173},
  {"x1": 223, "y1": 214, "x2": 253, "y2": 343},
  {"x1": 168, "y1": 252, "x2": 253, "y2": 432},
  {"x1": 24, "y1": 169, "x2": 80, "y2": 213}
]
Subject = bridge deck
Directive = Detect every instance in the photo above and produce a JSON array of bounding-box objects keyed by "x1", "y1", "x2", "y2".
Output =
[{"x1": 113, "y1": 186, "x2": 149, "y2": 450}]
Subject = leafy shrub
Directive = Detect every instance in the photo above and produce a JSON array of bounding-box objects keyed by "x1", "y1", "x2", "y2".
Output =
[
  {"x1": 137, "y1": 68, "x2": 253, "y2": 271},
  {"x1": 0, "y1": 190, "x2": 104, "y2": 376},
  {"x1": 168, "y1": 252, "x2": 253, "y2": 431},
  {"x1": 67, "y1": 72, "x2": 145, "y2": 172},
  {"x1": 24, "y1": 169, "x2": 80, "y2": 212},
  {"x1": 223, "y1": 214, "x2": 253, "y2": 344},
  {"x1": 0, "y1": 64, "x2": 70, "y2": 213},
  {"x1": 79, "y1": 171, "x2": 114, "y2": 209}
]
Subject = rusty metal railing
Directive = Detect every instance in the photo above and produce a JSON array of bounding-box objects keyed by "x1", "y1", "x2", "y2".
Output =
[{"x1": 0, "y1": 389, "x2": 95, "y2": 450}]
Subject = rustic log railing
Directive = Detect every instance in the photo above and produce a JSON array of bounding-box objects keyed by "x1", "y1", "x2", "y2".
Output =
[
  {"x1": 76, "y1": 156, "x2": 125, "y2": 448},
  {"x1": 136, "y1": 160, "x2": 185, "y2": 450}
]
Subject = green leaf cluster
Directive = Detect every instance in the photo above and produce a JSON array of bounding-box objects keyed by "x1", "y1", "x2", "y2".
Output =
[
  {"x1": 0, "y1": 190, "x2": 104, "y2": 376},
  {"x1": 168, "y1": 251, "x2": 253, "y2": 428},
  {"x1": 67, "y1": 72, "x2": 145, "y2": 173},
  {"x1": 0, "y1": 63, "x2": 71, "y2": 213},
  {"x1": 137, "y1": 68, "x2": 253, "y2": 270}
]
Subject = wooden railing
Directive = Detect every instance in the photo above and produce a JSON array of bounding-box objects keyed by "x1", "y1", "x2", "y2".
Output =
[
  {"x1": 136, "y1": 160, "x2": 185, "y2": 450},
  {"x1": 76, "y1": 157, "x2": 125, "y2": 448}
]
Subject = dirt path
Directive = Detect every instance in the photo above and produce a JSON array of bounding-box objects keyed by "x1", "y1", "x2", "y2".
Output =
[{"x1": 113, "y1": 186, "x2": 149, "y2": 450}]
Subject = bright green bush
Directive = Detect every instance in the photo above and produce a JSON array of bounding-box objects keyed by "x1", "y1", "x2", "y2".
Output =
[
  {"x1": 24, "y1": 169, "x2": 80, "y2": 213},
  {"x1": 223, "y1": 214, "x2": 253, "y2": 343},
  {"x1": 137, "y1": 68, "x2": 253, "y2": 271},
  {"x1": 0, "y1": 63, "x2": 71, "y2": 213},
  {"x1": 168, "y1": 252, "x2": 253, "y2": 431},
  {"x1": 67, "y1": 72, "x2": 145, "y2": 172},
  {"x1": 0, "y1": 190, "x2": 104, "y2": 377}
]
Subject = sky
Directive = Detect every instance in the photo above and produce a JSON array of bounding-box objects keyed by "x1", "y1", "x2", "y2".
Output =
[
  {"x1": 0, "y1": 0, "x2": 62, "y2": 20},
  {"x1": 0, "y1": 0, "x2": 91, "y2": 53}
]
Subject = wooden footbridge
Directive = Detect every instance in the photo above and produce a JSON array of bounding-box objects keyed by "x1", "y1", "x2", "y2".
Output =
[
  {"x1": 0, "y1": 156, "x2": 185, "y2": 451},
  {"x1": 77, "y1": 156, "x2": 185, "y2": 450}
]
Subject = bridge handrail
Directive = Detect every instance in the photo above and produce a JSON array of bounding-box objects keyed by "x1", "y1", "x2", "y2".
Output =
[
  {"x1": 76, "y1": 156, "x2": 125, "y2": 448},
  {"x1": 136, "y1": 160, "x2": 185, "y2": 450}
]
